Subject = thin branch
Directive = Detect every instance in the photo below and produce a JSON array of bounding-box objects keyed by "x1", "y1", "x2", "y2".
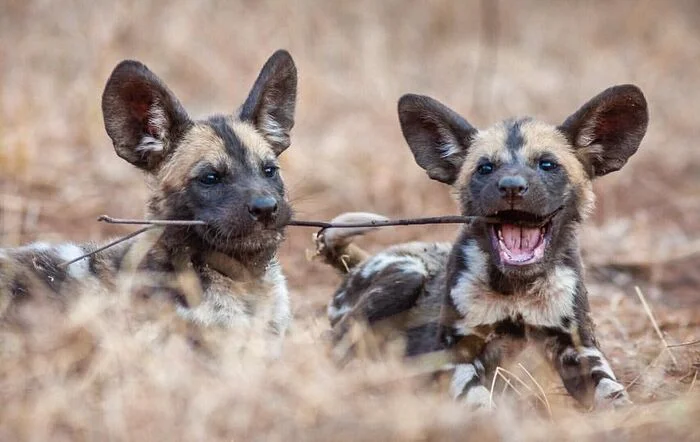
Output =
[
  {"x1": 80, "y1": 208, "x2": 557, "y2": 269},
  {"x1": 98, "y1": 214, "x2": 497, "y2": 229},
  {"x1": 97, "y1": 215, "x2": 206, "y2": 226},
  {"x1": 59, "y1": 226, "x2": 154, "y2": 268},
  {"x1": 667, "y1": 339, "x2": 700, "y2": 348},
  {"x1": 98, "y1": 210, "x2": 564, "y2": 230},
  {"x1": 635, "y1": 286, "x2": 679, "y2": 367}
]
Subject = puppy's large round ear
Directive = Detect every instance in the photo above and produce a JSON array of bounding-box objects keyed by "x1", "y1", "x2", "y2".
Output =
[
  {"x1": 398, "y1": 94, "x2": 477, "y2": 185},
  {"x1": 239, "y1": 50, "x2": 297, "y2": 156},
  {"x1": 559, "y1": 84, "x2": 648, "y2": 178},
  {"x1": 102, "y1": 61, "x2": 191, "y2": 171}
]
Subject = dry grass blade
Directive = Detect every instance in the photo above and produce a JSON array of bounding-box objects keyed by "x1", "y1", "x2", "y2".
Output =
[
  {"x1": 489, "y1": 366, "x2": 524, "y2": 409},
  {"x1": 667, "y1": 339, "x2": 700, "y2": 348},
  {"x1": 635, "y1": 286, "x2": 679, "y2": 367},
  {"x1": 688, "y1": 371, "x2": 698, "y2": 394},
  {"x1": 517, "y1": 363, "x2": 552, "y2": 419},
  {"x1": 488, "y1": 366, "x2": 552, "y2": 413}
]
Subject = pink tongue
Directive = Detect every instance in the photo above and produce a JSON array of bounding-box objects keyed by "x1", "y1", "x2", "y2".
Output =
[{"x1": 501, "y1": 224, "x2": 541, "y2": 253}]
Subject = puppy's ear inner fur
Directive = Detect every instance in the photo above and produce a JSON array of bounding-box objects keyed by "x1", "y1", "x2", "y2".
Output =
[
  {"x1": 102, "y1": 60, "x2": 191, "y2": 171},
  {"x1": 398, "y1": 94, "x2": 478, "y2": 185},
  {"x1": 559, "y1": 84, "x2": 648, "y2": 178},
  {"x1": 239, "y1": 50, "x2": 298, "y2": 156}
]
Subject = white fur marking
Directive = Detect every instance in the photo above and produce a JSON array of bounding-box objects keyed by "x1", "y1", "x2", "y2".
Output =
[
  {"x1": 23, "y1": 242, "x2": 51, "y2": 252},
  {"x1": 594, "y1": 378, "x2": 627, "y2": 406},
  {"x1": 359, "y1": 254, "x2": 426, "y2": 279},
  {"x1": 465, "y1": 385, "x2": 491, "y2": 409},
  {"x1": 135, "y1": 135, "x2": 164, "y2": 154},
  {"x1": 450, "y1": 241, "x2": 488, "y2": 317},
  {"x1": 55, "y1": 244, "x2": 90, "y2": 279},
  {"x1": 260, "y1": 115, "x2": 286, "y2": 145},
  {"x1": 327, "y1": 302, "x2": 352, "y2": 322},
  {"x1": 397, "y1": 258, "x2": 428, "y2": 275},
  {"x1": 267, "y1": 262, "x2": 291, "y2": 334},
  {"x1": 450, "y1": 363, "x2": 478, "y2": 399},
  {"x1": 136, "y1": 103, "x2": 168, "y2": 154},
  {"x1": 580, "y1": 347, "x2": 616, "y2": 380},
  {"x1": 439, "y1": 141, "x2": 461, "y2": 159}
]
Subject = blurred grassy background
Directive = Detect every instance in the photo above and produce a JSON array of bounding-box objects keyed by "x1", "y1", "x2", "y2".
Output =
[{"x1": 1, "y1": 1, "x2": 699, "y2": 440}]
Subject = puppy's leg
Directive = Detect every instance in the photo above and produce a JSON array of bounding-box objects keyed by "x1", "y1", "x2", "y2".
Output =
[
  {"x1": 448, "y1": 334, "x2": 526, "y2": 409},
  {"x1": 450, "y1": 359, "x2": 491, "y2": 409},
  {"x1": 314, "y1": 212, "x2": 389, "y2": 274},
  {"x1": 536, "y1": 328, "x2": 630, "y2": 409}
]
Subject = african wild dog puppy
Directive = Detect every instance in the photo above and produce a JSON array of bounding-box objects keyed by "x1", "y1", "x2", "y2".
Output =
[
  {"x1": 316, "y1": 85, "x2": 648, "y2": 409},
  {"x1": 0, "y1": 50, "x2": 297, "y2": 335}
]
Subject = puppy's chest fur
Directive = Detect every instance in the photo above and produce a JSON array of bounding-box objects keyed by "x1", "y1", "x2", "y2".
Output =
[
  {"x1": 179, "y1": 259, "x2": 290, "y2": 332},
  {"x1": 447, "y1": 240, "x2": 578, "y2": 334}
]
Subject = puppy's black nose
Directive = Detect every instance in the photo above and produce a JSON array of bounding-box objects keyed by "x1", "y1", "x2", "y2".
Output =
[
  {"x1": 248, "y1": 196, "x2": 278, "y2": 222},
  {"x1": 498, "y1": 175, "x2": 528, "y2": 199}
]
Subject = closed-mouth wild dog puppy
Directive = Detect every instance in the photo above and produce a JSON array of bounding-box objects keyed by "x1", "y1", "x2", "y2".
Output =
[
  {"x1": 0, "y1": 50, "x2": 297, "y2": 335},
  {"x1": 316, "y1": 85, "x2": 648, "y2": 409}
]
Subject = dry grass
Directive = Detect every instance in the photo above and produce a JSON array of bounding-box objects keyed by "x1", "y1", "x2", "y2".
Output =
[{"x1": 1, "y1": 0, "x2": 699, "y2": 440}]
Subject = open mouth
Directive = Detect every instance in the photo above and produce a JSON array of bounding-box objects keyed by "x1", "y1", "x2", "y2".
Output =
[{"x1": 487, "y1": 208, "x2": 560, "y2": 266}]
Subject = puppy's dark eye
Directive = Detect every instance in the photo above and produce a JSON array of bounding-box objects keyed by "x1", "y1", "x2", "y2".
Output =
[
  {"x1": 199, "y1": 172, "x2": 222, "y2": 185},
  {"x1": 538, "y1": 159, "x2": 558, "y2": 171},
  {"x1": 262, "y1": 164, "x2": 279, "y2": 178},
  {"x1": 477, "y1": 162, "x2": 494, "y2": 175}
]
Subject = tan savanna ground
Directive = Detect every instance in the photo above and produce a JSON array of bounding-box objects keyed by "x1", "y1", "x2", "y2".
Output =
[{"x1": 1, "y1": 0, "x2": 699, "y2": 440}]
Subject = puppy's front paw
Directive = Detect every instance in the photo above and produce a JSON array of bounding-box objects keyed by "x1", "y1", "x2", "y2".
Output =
[
  {"x1": 595, "y1": 378, "x2": 632, "y2": 409},
  {"x1": 464, "y1": 385, "x2": 492, "y2": 410}
]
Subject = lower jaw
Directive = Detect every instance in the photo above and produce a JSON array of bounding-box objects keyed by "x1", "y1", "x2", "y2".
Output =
[{"x1": 490, "y1": 225, "x2": 550, "y2": 267}]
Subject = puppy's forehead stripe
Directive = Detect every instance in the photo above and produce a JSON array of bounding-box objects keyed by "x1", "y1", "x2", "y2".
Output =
[
  {"x1": 159, "y1": 124, "x2": 228, "y2": 186},
  {"x1": 228, "y1": 119, "x2": 276, "y2": 161},
  {"x1": 206, "y1": 115, "x2": 248, "y2": 164},
  {"x1": 504, "y1": 118, "x2": 532, "y2": 154}
]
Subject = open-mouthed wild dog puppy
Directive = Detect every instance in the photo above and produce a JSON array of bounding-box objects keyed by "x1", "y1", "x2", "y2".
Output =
[
  {"x1": 316, "y1": 85, "x2": 648, "y2": 409},
  {"x1": 0, "y1": 50, "x2": 297, "y2": 335}
]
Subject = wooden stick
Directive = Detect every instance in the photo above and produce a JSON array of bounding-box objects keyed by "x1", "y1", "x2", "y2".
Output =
[
  {"x1": 97, "y1": 215, "x2": 207, "y2": 226},
  {"x1": 97, "y1": 214, "x2": 496, "y2": 229},
  {"x1": 97, "y1": 207, "x2": 563, "y2": 230},
  {"x1": 59, "y1": 226, "x2": 155, "y2": 268}
]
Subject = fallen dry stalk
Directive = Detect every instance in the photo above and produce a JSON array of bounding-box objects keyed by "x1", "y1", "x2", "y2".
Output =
[{"x1": 635, "y1": 286, "x2": 679, "y2": 367}]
